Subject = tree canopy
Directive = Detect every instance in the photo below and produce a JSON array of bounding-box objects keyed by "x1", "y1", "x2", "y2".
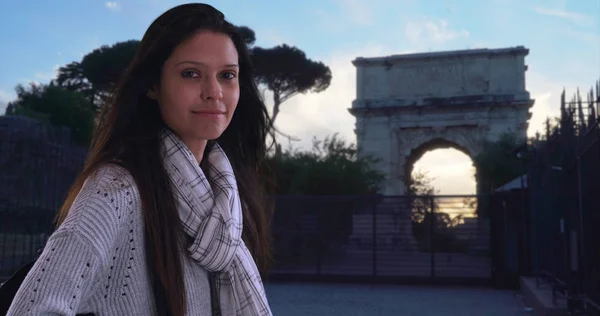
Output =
[
  {"x1": 56, "y1": 40, "x2": 140, "y2": 108},
  {"x1": 251, "y1": 44, "x2": 332, "y2": 124},
  {"x1": 52, "y1": 26, "x2": 331, "y2": 130},
  {"x1": 5, "y1": 83, "x2": 95, "y2": 145},
  {"x1": 269, "y1": 134, "x2": 384, "y2": 195},
  {"x1": 473, "y1": 132, "x2": 529, "y2": 194},
  {"x1": 234, "y1": 25, "x2": 256, "y2": 46},
  {"x1": 7, "y1": 24, "x2": 333, "y2": 154},
  {"x1": 407, "y1": 169, "x2": 438, "y2": 196}
]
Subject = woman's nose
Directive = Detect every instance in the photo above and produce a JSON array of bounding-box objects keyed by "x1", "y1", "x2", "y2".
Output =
[{"x1": 201, "y1": 76, "x2": 223, "y2": 101}]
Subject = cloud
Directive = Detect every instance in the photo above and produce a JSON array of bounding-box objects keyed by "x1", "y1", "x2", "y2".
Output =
[
  {"x1": 525, "y1": 69, "x2": 596, "y2": 138},
  {"x1": 0, "y1": 89, "x2": 16, "y2": 114},
  {"x1": 333, "y1": 0, "x2": 374, "y2": 25},
  {"x1": 255, "y1": 30, "x2": 286, "y2": 47},
  {"x1": 34, "y1": 64, "x2": 60, "y2": 82},
  {"x1": 309, "y1": 0, "x2": 387, "y2": 33},
  {"x1": 405, "y1": 19, "x2": 469, "y2": 46},
  {"x1": 105, "y1": 2, "x2": 120, "y2": 12},
  {"x1": 77, "y1": 36, "x2": 102, "y2": 59},
  {"x1": 527, "y1": 71, "x2": 563, "y2": 134},
  {"x1": 532, "y1": 7, "x2": 595, "y2": 26},
  {"x1": 0, "y1": 89, "x2": 14, "y2": 102},
  {"x1": 414, "y1": 150, "x2": 476, "y2": 195},
  {"x1": 469, "y1": 41, "x2": 489, "y2": 49},
  {"x1": 562, "y1": 28, "x2": 600, "y2": 47},
  {"x1": 310, "y1": 9, "x2": 348, "y2": 33},
  {"x1": 269, "y1": 45, "x2": 393, "y2": 151}
]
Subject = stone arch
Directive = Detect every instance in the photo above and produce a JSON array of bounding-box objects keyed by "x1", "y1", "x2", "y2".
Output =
[
  {"x1": 391, "y1": 126, "x2": 484, "y2": 195},
  {"x1": 349, "y1": 46, "x2": 534, "y2": 196},
  {"x1": 403, "y1": 137, "x2": 475, "y2": 194}
]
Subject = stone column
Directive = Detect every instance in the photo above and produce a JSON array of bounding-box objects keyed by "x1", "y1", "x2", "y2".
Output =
[{"x1": 377, "y1": 128, "x2": 417, "y2": 251}]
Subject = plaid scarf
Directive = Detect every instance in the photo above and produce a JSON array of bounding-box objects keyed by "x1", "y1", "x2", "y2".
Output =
[{"x1": 160, "y1": 129, "x2": 272, "y2": 316}]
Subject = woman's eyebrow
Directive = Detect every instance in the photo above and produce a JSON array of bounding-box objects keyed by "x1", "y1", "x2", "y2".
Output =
[{"x1": 174, "y1": 60, "x2": 239, "y2": 68}]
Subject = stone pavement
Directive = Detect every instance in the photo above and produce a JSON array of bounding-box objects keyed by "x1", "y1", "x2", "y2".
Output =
[{"x1": 265, "y1": 282, "x2": 529, "y2": 316}]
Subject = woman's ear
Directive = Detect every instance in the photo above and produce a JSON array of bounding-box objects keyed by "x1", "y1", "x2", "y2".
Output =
[{"x1": 147, "y1": 86, "x2": 158, "y2": 100}]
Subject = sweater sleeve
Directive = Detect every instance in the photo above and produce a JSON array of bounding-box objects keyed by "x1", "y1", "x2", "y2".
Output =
[
  {"x1": 7, "y1": 164, "x2": 138, "y2": 315},
  {"x1": 6, "y1": 233, "x2": 101, "y2": 316}
]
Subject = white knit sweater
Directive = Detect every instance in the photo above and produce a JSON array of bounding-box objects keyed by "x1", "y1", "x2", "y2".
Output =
[{"x1": 7, "y1": 165, "x2": 213, "y2": 315}]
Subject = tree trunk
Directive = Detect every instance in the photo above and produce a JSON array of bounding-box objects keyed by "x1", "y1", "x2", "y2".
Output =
[{"x1": 271, "y1": 91, "x2": 281, "y2": 124}]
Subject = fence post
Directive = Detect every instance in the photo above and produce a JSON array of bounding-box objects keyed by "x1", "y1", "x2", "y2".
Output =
[
  {"x1": 567, "y1": 153, "x2": 586, "y2": 312},
  {"x1": 429, "y1": 196, "x2": 436, "y2": 278},
  {"x1": 316, "y1": 204, "x2": 322, "y2": 276},
  {"x1": 372, "y1": 196, "x2": 377, "y2": 277},
  {"x1": 576, "y1": 156, "x2": 586, "y2": 284}
]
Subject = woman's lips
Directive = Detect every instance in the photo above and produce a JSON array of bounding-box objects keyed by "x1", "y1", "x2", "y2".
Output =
[{"x1": 191, "y1": 110, "x2": 225, "y2": 118}]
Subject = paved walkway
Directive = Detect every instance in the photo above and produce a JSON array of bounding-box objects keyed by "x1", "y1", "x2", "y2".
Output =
[{"x1": 265, "y1": 282, "x2": 528, "y2": 316}]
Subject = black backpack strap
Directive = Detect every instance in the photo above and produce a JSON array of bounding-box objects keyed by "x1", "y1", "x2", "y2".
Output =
[
  {"x1": 0, "y1": 259, "x2": 38, "y2": 315},
  {"x1": 209, "y1": 272, "x2": 222, "y2": 316}
]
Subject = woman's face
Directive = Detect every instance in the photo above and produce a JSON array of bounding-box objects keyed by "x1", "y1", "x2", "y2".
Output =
[{"x1": 150, "y1": 30, "x2": 240, "y2": 152}]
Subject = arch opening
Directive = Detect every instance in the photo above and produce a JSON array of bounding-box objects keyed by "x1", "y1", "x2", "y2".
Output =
[
  {"x1": 404, "y1": 139, "x2": 480, "y2": 255},
  {"x1": 404, "y1": 138, "x2": 476, "y2": 196},
  {"x1": 404, "y1": 138, "x2": 479, "y2": 233}
]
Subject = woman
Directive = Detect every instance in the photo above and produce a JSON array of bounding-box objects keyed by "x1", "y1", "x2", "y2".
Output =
[{"x1": 8, "y1": 3, "x2": 274, "y2": 316}]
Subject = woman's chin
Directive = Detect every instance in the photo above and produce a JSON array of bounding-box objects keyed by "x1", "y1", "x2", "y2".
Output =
[{"x1": 191, "y1": 129, "x2": 226, "y2": 141}]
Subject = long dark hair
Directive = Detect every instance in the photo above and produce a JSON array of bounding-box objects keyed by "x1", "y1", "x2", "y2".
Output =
[{"x1": 55, "y1": 3, "x2": 274, "y2": 316}]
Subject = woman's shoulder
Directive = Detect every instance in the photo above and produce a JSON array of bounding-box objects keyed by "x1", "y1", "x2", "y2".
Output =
[
  {"x1": 55, "y1": 163, "x2": 142, "y2": 255},
  {"x1": 87, "y1": 163, "x2": 137, "y2": 192},
  {"x1": 69, "y1": 163, "x2": 140, "y2": 212},
  {"x1": 74, "y1": 162, "x2": 142, "y2": 203}
]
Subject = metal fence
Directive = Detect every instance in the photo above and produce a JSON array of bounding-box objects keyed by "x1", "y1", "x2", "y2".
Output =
[
  {"x1": 270, "y1": 195, "x2": 491, "y2": 285},
  {"x1": 0, "y1": 116, "x2": 87, "y2": 279},
  {"x1": 527, "y1": 82, "x2": 600, "y2": 315},
  {"x1": 1, "y1": 116, "x2": 492, "y2": 287},
  {"x1": 2, "y1": 193, "x2": 493, "y2": 285},
  {"x1": 487, "y1": 189, "x2": 531, "y2": 289}
]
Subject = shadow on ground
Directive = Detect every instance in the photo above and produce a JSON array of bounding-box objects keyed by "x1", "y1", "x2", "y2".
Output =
[{"x1": 265, "y1": 282, "x2": 527, "y2": 316}]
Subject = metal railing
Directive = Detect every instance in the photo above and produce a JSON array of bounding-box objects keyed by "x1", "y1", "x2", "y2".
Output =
[
  {"x1": 1, "y1": 117, "x2": 493, "y2": 287},
  {"x1": 270, "y1": 195, "x2": 491, "y2": 284},
  {"x1": 1, "y1": 116, "x2": 86, "y2": 280},
  {"x1": 1, "y1": 116, "x2": 493, "y2": 286},
  {"x1": 526, "y1": 81, "x2": 600, "y2": 315},
  {"x1": 1, "y1": 195, "x2": 492, "y2": 286}
]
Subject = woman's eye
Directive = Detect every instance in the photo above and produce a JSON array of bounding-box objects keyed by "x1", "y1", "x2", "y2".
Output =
[
  {"x1": 221, "y1": 72, "x2": 237, "y2": 80},
  {"x1": 181, "y1": 70, "x2": 199, "y2": 78}
]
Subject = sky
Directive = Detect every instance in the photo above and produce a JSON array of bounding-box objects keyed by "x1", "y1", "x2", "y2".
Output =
[{"x1": 0, "y1": 0, "x2": 598, "y2": 194}]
